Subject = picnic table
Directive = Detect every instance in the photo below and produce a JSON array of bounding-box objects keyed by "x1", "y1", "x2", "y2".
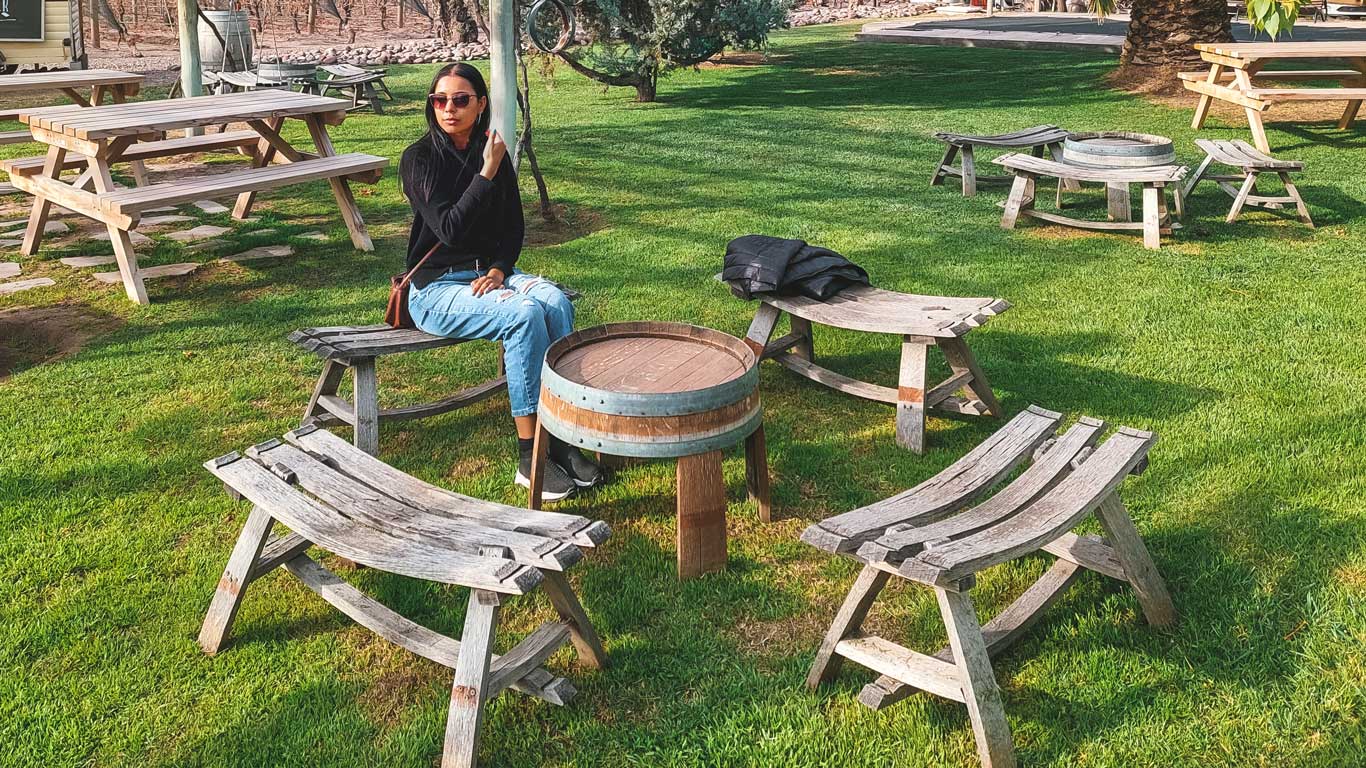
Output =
[
  {"x1": 0, "y1": 69, "x2": 147, "y2": 192},
  {"x1": 3, "y1": 90, "x2": 387, "y2": 305},
  {"x1": 1181, "y1": 41, "x2": 1366, "y2": 152}
]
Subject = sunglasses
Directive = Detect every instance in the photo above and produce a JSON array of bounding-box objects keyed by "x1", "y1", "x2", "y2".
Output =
[{"x1": 428, "y1": 93, "x2": 477, "y2": 109}]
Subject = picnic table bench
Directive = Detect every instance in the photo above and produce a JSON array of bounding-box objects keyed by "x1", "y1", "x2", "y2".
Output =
[
  {"x1": 199, "y1": 423, "x2": 609, "y2": 767},
  {"x1": 1181, "y1": 41, "x2": 1366, "y2": 152},
  {"x1": 4, "y1": 91, "x2": 386, "y2": 304},
  {"x1": 804, "y1": 405, "x2": 1176, "y2": 768},
  {"x1": 732, "y1": 280, "x2": 1009, "y2": 454}
]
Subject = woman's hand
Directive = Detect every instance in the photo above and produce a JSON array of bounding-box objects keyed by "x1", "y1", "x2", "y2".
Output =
[
  {"x1": 480, "y1": 130, "x2": 507, "y2": 180},
  {"x1": 470, "y1": 267, "x2": 506, "y2": 297}
]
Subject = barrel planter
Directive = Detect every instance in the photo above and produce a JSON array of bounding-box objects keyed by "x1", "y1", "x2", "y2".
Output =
[
  {"x1": 532, "y1": 321, "x2": 770, "y2": 579},
  {"x1": 1063, "y1": 132, "x2": 1176, "y2": 167},
  {"x1": 198, "y1": 9, "x2": 253, "y2": 73},
  {"x1": 258, "y1": 60, "x2": 318, "y2": 86}
]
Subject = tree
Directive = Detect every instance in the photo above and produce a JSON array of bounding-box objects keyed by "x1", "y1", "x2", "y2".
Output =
[
  {"x1": 1116, "y1": 0, "x2": 1302, "y2": 69},
  {"x1": 556, "y1": 0, "x2": 792, "y2": 102}
]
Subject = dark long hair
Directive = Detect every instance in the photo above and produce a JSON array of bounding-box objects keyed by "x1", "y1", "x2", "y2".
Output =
[{"x1": 410, "y1": 62, "x2": 491, "y2": 201}]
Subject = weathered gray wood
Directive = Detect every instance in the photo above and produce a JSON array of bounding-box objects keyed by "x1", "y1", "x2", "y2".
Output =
[
  {"x1": 807, "y1": 564, "x2": 891, "y2": 688},
  {"x1": 789, "y1": 315, "x2": 815, "y2": 362},
  {"x1": 934, "y1": 125, "x2": 1069, "y2": 148},
  {"x1": 836, "y1": 634, "x2": 966, "y2": 703},
  {"x1": 938, "y1": 337, "x2": 1002, "y2": 418},
  {"x1": 770, "y1": 352, "x2": 897, "y2": 404},
  {"x1": 350, "y1": 359, "x2": 380, "y2": 455},
  {"x1": 1093, "y1": 494, "x2": 1178, "y2": 627},
  {"x1": 1226, "y1": 173, "x2": 1258, "y2": 224},
  {"x1": 443, "y1": 589, "x2": 500, "y2": 768},
  {"x1": 248, "y1": 532, "x2": 312, "y2": 583},
  {"x1": 486, "y1": 620, "x2": 572, "y2": 698},
  {"x1": 1278, "y1": 171, "x2": 1314, "y2": 226},
  {"x1": 994, "y1": 152, "x2": 1187, "y2": 184},
  {"x1": 745, "y1": 424, "x2": 772, "y2": 523},
  {"x1": 304, "y1": 359, "x2": 346, "y2": 423},
  {"x1": 961, "y1": 145, "x2": 977, "y2": 197},
  {"x1": 937, "y1": 588, "x2": 1016, "y2": 768},
  {"x1": 931, "y1": 143, "x2": 958, "y2": 186},
  {"x1": 1000, "y1": 173, "x2": 1032, "y2": 230},
  {"x1": 539, "y1": 570, "x2": 609, "y2": 669},
  {"x1": 1040, "y1": 532, "x2": 1128, "y2": 581},
  {"x1": 198, "y1": 505, "x2": 275, "y2": 654},
  {"x1": 1108, "y1": 181, "x2": 1132, "y2": 223},
  {"x1": 895, "y1": 335, "x2": 928, "y2": 454},
  {"x1": 747, "y1": 283, "x2": 1010, "y2": 338},
  {"x1": 1142, "y1": 185, "x2": 1162, "y2": 249},
  {"x1": 742, "y1": 301, "x2": 782, "y2": 357}
]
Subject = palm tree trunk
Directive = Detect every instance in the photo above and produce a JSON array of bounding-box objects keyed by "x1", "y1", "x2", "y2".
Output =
[{"x1": 1120, "y1": 0, "x2": 1232, "y2": 67}]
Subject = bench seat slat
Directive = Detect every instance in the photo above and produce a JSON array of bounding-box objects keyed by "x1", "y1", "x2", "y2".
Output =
[
  {"x1": 751, "y1": 284, "x2": 1010, "y2": 338},
  {"x1": 1, "y1": 130, "x2": 262, "y2": 177},
  {"x1": 1195, "y1": 138, "x2": 1302, "y2": 170},
  {"x1": 994, "y1": 153, "x2": 1187, "y2": 183},
  {"x1": 800, "y1": 405, "x2": 1063, "y2": 553},
  {"x1": 0, "y1": 130, "x2": 32, "y2": 146},
  {"x1": 934, "y1": 124, "x2": 1069, "y2": 148},
  {"x1": 206, "y1": 452, "x2": 544, "y2": 594},
  {"x1": 1246, "y1": 86, "x2": 1366, "y2": 101},
  {"x1": 286, "y1": 425, "x2": 610, "y2": 547}
]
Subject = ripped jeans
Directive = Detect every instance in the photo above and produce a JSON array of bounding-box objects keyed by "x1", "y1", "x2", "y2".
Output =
[{"x1": 408, "y1": 268, "x2": 575, "y2": 417}]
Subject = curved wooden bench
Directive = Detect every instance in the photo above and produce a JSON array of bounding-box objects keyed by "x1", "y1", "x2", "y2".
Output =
[
  {"x1": 993, "y1": 153, "x2": 1188, "y2": 250},
  {"x1": 804, "y1": 406, "x2": 1176, "y2": 768},
  {"x1": 931, "y1": 125, "x2": 1073, "y2": 197},
  {"x1": 1184, "y1": 139, "x2": 1313, "y2": 227},
  {"x1": 733, "y1": 281, "x2": 1009, "y2": 454},
  {"x1": 200, "y1": 423, "x2": 609, "y2": 768}
]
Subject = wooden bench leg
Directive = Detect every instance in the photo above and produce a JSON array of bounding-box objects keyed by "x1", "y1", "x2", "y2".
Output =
[
  {"x1": 19, "y1": 145, "x2": 65, "y2": 257},
  {"x1": 931, "y1": 143, "x2": 958, "y2": 186},
  {"x1": 744, "y1": 424, "x2": 771, "y2": 523},
  {"x1": 528, "y1": 423, "x2": 551, "y2": 510},
  {"x1": 743, "y1": 301, "x2": 782, "y2": 358},
  {"x1": 539, "y1": 571, "x2": 609, "y2": 669},
  {"x1": 1192, "y1": 63, "x2": 1222, "y2": 129},
  {"x1": 807, "y1": 564, "x2": 890, "y2": 688},
  {"x1": 789, "y1": 315, "x2": 814, "y2": 363},
  {"x1": 1226, "y1": 172, "x2": 1258, "y2": 224},
  {"x1": 896, "y1": 337, "x2": 928, "y2": 454},
  {"x1": 304, "y1": 115, "x2": 374, "y2": 251},
  {"x1": 676, "y1": 450, "x2": 728, "y2": 579},
  {"x1": 937, "y1": 587, "x2": 1016, "y2": 768},
  {"x1": 304, "y1": 359, "x2": 347, "y2": 424},
  {"x1": 937, "y1": 336, "x2": 1002, "y2": 417},
  {"x1": 198, "y1": 505, "x2": 275, "y2": 654},
  {"x1": 1182, "y1": 154, "x2": 1215, "y2": 201},
  {"x1": 234, "y1": 117, "x2": 282, "y2": 220},
  {"x1": 443, "y1": 588, "x2": 500, "y2": 768},
  {"x1": 88, "y1": 154, "x2": 151, "y2": 304},
  {"x1": 351, "y1": 358, "x2": 380, "y2": 455},
  {"x1": 1142, "y1": 185, "x2": 1162, "y2": 250},
  {"x1": 1094, "y1": 494, "x2": 1178, "y2": 627},
  {"x1": 1107, "y1": 181, "x2": 1132, "y2": 223},
  {"x1": 1278, "y1": 171, "x2": 1314, "y2": 227},
  {"x1": 1046, "y1": 142, "x2": 1081, "y2": 192},
  {"x1": 960, "y1": 145, "x2": 977, "y2": 197},
  {"x1": 1000, "y1": 173, "x2": 1033, "y2": 229},
  {"x1": 365, "y1": 82, "x2": 385, "y2": 115}
]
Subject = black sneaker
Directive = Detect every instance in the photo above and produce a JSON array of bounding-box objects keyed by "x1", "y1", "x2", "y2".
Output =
[
  {"x1": 515, "y1": 451, "x2": 577, "y2": 502},
  {"x1": 550, "y1": 437, "x2": 605, "y2": 488}
]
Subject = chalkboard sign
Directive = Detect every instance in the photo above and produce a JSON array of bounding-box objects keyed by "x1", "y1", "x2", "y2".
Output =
[{"x1": 0, "y1": 0, "x2": 45, "y2": 42}]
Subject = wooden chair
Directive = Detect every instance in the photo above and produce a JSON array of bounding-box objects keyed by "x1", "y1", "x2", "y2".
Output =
[
  {"x1": 732, "y1": 280, "x2": 1009, "y2": 454},
  {"x1": 803, "y1": 405, "x2": 1177, "y2": 768},
  {"x1": 199, "y1": 423, "x2": 610, "y2": 768},
  {"x1": 931, "y1": 125, "x2": 1073, "y2": 197},
  {"x1": 291, "y1": 287, "x2": 579, "y2": 456},
  {"x1": 1184, "y1": 139, "x2": 1313, "y2": 227}
]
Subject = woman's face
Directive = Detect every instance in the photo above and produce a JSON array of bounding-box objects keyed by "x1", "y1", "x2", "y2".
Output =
[{"x1": 431, "y1": 74, "x2": 486, "y2": 142}]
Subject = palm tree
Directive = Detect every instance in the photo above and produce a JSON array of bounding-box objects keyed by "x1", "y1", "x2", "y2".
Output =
[{"x1": 1120, "y1": 0, "x2": 1233, "y2": 67}]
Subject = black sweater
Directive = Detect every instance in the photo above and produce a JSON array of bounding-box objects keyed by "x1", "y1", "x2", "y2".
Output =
[{"x1": 400, "y1": 134, "x2": 524, "y2": 289}]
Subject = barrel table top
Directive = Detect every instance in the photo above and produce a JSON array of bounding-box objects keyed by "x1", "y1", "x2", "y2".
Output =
[{"x1": 552, "y1": 331, "x2": 750, "y2": 394}]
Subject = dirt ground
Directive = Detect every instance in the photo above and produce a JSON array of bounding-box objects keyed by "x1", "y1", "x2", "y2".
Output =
[{"x1": 0, "y1": 304, "x2": 124, "y2": 380}]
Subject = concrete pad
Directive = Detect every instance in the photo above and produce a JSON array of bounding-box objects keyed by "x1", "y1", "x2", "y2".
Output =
[
  {"x1": 0, "y1": 262, "x2": 19, "y2": 279},
  {"x1": 143, "y1": 206, "x2": 179, "y2": 214},
  {"x1": 166, "y1": 225, "x2": 232, "y2": 242},
  {"x1": 0, "y1": 277, "x2": 55, "y2": 295},
  {"x1": 220, "y1": 245, "x2": 293, "y2": 263},
  {"x1": 297, "y1": 231, "x2": 328, "y2": 241},
  {"x1": 141, "y1": 215, "x2": 197, "y2": 227},
  {"x1": 93, "y1": 262, "x2": 199, "y2": 283},
  {"x1": 60, "y1": 255, "x2": 118, "y2": 268},
  {"x1": 0, "y1": 239, "x2": 20, "y2": 249},
  {"x1": 193, "y1": 200, "x2": 230, "y2": 214},
  {"x1": 91, "y1": 230, "x2": 153, "y2": 246},
  {"x1": 247, "y1": 229, "x2": 278, "y2": 238}
]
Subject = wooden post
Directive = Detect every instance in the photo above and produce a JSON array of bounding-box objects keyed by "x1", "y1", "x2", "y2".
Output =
[
  {"x1": 397, "y1": 0, "x2": 405, "y2": 27},
  {"x1": 198, "y1": 506, "x2": 276, "y2": 654},
  {"x1": 89, "y1": 0, "x2": 101, "y2": 48},
  {"x1": 443, "y1": 589, "x2": 500, "y2": 768},
  {"x1": 176, "y1": 0, "x2": 205, "y2": 136},
  {"x1": 676, "y1": 451, "x2": 727, "y2": 579},
  {"x1": 351, "y1": 359, "x2": 380, "y2": 455},
  {"x1": 937, "y1": 587, "x2": 1016, "y2": 768},
  {"x1": 807, "y1": 564, "x2": 890, "y2": 688},
  {"x1": 488, "y1": 0, "x2": 518, "y2": 161},
  {"x1": 307, "y1": 0, "x2": 317, "y2": 33},
  {"x1": 895, "y1": 337, "x2": 928, "y2": 454}
]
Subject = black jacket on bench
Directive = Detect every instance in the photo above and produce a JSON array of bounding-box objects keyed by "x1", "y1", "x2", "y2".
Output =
[
  {"x1": 722, "y1": 235, "x2": 870, "y2": 301},
  {"x1": 400, "y1": 133, "x2": 523, "y2": 290}
]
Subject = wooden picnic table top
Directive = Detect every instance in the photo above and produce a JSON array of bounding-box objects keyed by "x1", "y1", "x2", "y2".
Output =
[
  {"x1": 1195, "y1": 41, "x2": 1366, "y2": 60},
  {"x1": 0, "y1": 69, "x2": 145, "y2": 96},
  {"x1": 18, "y1": 90, "x2": 351, "y2": 142}
]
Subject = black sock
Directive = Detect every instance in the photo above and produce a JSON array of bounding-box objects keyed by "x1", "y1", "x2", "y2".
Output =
[{"x1": 517, "y1": 436, "x2": 534, "y2": 456}]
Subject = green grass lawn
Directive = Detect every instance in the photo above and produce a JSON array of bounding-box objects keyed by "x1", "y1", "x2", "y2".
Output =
[{"x1": 2, "y1": 22, "x2": 1364, "y2": 767}]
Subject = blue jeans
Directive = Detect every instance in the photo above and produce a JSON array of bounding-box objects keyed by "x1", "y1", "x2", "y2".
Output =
[{"x1": 409, "y1": 269, "x2": 575, "y2": 417}]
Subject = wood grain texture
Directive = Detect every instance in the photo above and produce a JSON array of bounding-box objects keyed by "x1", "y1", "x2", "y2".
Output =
[
  {"x1": 937, "y1": 588, "x2": 1016, "y2": 768},
  {"x1": 806, "y1": 564, "x2": 890, "y2": 688},
  {"x1": 676, "y1": 451, "x2": 728, "y2": 579}
]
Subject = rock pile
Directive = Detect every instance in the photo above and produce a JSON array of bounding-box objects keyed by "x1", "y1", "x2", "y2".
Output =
[
  {"x1": 268, "y1": 38, "x2": 491, "y2": 67},
  {"x1": 789, "y1": 1, "x2": 939, "y2": 26}
]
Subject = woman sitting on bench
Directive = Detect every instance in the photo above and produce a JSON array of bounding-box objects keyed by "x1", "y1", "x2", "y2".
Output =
[{"x1": 400, "y1": 62, "x2": 602, "y2": 501}]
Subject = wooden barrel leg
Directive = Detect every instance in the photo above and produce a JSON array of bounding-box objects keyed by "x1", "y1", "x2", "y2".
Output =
[
  {"x1": 807, "y1": 564, "x2": 891, "y2": 688},
  {"x1": 930, "y1": 144, "x2": 958, "y2": 186},
  {"x1": 351, "y1": 358, "x2": 380, "y2": 455},
  {"x1": 937, "y1": 337, "x2": 1002, "y2": 417},
  {"x1": 540, "y1": 571, "x2": 609, "y2": 669},
  {"x1": 960, "y1": 145, "x2": 977, "y2": 197},
  {"x1": 528, "y1": 424, "x2": 551, "y2": 511},
  {"x1": 1278, "y1": 171, "x2": 1314, "y2": 227},
  {"x1": 1000, "y1": 174, "x2": 1032, "y2": 229},
  {"x1": 1107, "y1": 181, "x2": 1132, "y2": 222},
  {"x1": 1226, "y1": 173, "x2": 1258, "y2": 224},
  {"x1": 1141, "y1": 185, "x2": 1162, "y2": 250},
  {"x1": 1094, "y1": 494, "x2": 1178, "y2": 627},
  {"x1": 790, "y1": 315, "x2": 814, "y2": 363},
  {"x1": 896, "y1": 338, "x2": 928, "y2": 454},
  {"x1": 937, "y1": 587, "x2": 1017, "y2": 768},
  {"x1": 304, "y1": 359, "x2": 347, "y2": 424},
  {"x1": 744, "y1": 424, "x2": 771, "y2": 523},
  {"x1": 676, "y1": 450, "x2": 727, "y2": 579},
  {"x1": 198, "y1": 505, "x2": 275, "y2": 654},
  {"x1": 442, "y1": 589, "x2": 501, "y2": 768}
]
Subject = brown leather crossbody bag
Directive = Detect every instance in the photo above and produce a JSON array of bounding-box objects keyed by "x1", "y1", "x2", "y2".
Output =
[{"x1": 384, "y1": 243, "x2": 440, "y2": 329}]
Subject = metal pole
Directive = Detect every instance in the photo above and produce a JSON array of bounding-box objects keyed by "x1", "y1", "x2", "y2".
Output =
[
  {"x1": 177, "y1": 0, "x2": 204, "y2": 134},
  {"x1": 488, "y1": 0, "x2": 518, "y2": 163}
]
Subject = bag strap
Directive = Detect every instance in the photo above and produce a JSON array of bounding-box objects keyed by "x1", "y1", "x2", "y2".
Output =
[{"x1": 396, "y1": 242, "x2": 442, "y2": 290}]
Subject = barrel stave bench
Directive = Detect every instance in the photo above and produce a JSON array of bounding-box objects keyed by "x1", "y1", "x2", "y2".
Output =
[
  {"x1": 736, "y1": 282, "x2": 1009, "y2": 454},
  {"x1": 803, "y1": 406, "x2": 1177, "y2": 768},
  {"x1": 1184, "y1": 138, "x2": 1313, "y2": 226},
  {"x1": 993, "y1": 153, "x2": 1187, "y2": 249},
  {"x1": 931, "y1": 125, "x2": 1075, "y2": 197},
  {"x1": 199, "y1": 423, "x2": 609, "y2": 768}
]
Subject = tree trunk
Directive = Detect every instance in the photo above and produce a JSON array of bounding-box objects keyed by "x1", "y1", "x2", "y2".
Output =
[
  {"x1": 634, "y1": 62, "x2": 658, "y2": 102},
  {"x1": 1120, "y1": 0, "x2": 1232, "y2": 67}
]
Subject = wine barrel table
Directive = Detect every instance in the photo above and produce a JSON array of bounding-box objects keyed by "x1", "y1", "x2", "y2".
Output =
[{"x1": 529, "y1": 322, "x2": 770, "y2": 579}]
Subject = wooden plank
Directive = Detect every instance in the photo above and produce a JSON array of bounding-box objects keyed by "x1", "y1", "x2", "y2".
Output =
[
  {"x1": 807, "y1": 564, "x2": 890, "y2": 688},
  {"x1": 539, "y1": 571, "x2": 610, "y2": 669},
  {"x1": 443, "y1": 590, "x2": 500, "y2": 768},
  {"x1": 835, "y1": 634, "x2": 966, "y2": 703},
  {"x1": 1181, "y1": 77, "x2": 1273, "y2": 111},
  {"x1": 486, "y1": 621, "x2": 572, "y2": 698},
  {"x1": 895, "y1": 337, "x2": 928, "y2": 454},
  {"x1": 198, "y1": 505, "x2": 275, "y2": 654},
  {"x1": 0, "y1": 69, "x2": 144, "y2": 96},
  {"x1": 1093, "y1": 494, "x2": 1178, "y2": 627},
  {"x1": 994, "y1": 153, "x2": 1187, "y2": 183},
  {"x1": 1041, "y1": 532, "x2": 1128, "y2": 581},
  {"x1": 755, "y1": 283, "x2": 1009, "y2": 338},
  {"x1": 676, "y1": 450, "x2": 728, "y2": 579},
  {"x1": 303, "y1": 114, "x2": 374, "y2": 250},
  {"x1": 771, "y1": 352, "x2": 897, "y2": 404},
  {"x1": 1246, "y1": 87, "x2": 1366, "y2": 101},
  {"x1": 936, "y1": 589, "x2": 1016, "y2": 768}
]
